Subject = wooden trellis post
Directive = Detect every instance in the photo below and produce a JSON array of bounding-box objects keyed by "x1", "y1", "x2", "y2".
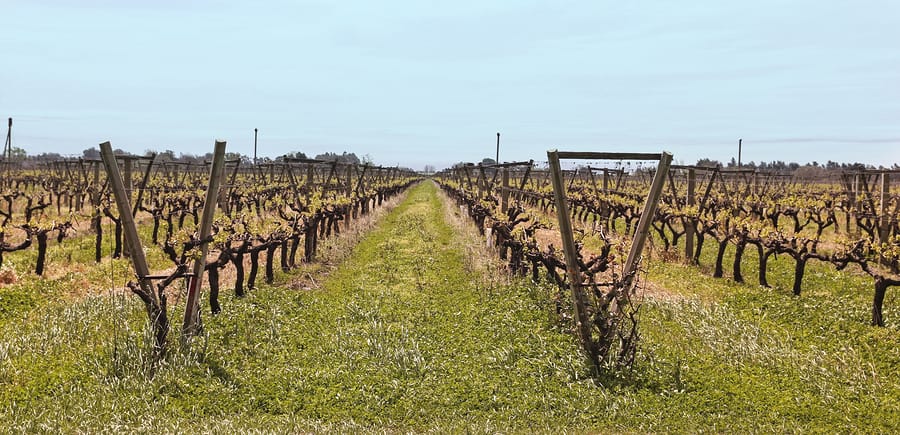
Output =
[
  {"x1": 547, "y1": 150, "x2": 672, "y2": 363},
  {"x1": 622, "y1": 153, "x2": 673, "y2": 284},
  {"x1": 99, "y1": 141, "x2": 157, "y2": 317},
  {"x1": 183, "y1": 140, "x2": 227, "y2": 338},
  {"x1": 547, "y1": 152, "x2": 593, "y2": 356},
  {"x1": 501, "y1": 168, "x2": 510, "y2": 213},
  {"x1": 122, "y1": 157, "x2": 134, "y2": 258},
  {"x1": 131, "y1": 154, "x2": 156, "y2": 217},
  {"x1": 880, "y1": 173, "x2": 891, "y2": 244}
]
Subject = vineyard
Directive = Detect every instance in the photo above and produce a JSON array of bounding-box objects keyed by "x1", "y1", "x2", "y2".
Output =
[
  {"x1": 437, "y1": 153, "x2": 899, "y2": 327},
  {"x1": 0, "y1": 143, "x2": 898, "y2": 432}
]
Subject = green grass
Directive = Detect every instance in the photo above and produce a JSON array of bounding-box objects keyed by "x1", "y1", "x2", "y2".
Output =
[
  {"x1": 0, "y1": 182, "x2": 897, "y2": 432},
  {"x1": 0, "y1": 218, "x2": 181, "y2": 328}
]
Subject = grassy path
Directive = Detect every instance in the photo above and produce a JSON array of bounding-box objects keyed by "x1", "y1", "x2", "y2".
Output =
[{"x1": 214, "y1": 181, "x2": 593, "y2": 430}]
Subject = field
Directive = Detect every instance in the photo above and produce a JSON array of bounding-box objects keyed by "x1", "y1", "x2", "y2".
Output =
[{"x1": 0, "y1": 155, "x2": 898, "y2": 433}]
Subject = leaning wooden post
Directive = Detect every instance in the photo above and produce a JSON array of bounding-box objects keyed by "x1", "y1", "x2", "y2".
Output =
[
  {"x1": 131, "y1": 154, "x2": 157, "y2": 217},
  {"x1": 122, "y1": 157, "x2": 134, "y2": 258},
  {"x1": 685, "y1": 168, "x2": 696, "y2": 262},
  {"x1": 101, "y1": 143, "x2": 152, "y2": 286},
  {"x1": 622, "y1": 152, "x2": 673, "y2": 289},
  {"x1": 224, "y1": 159, "x2": 241, "y2": 214},
  {"x1": 101, "y1": 142, "x2": 169, "y2": 353},
  {"x1": 547, "y1": 150, "x2": 594, "y2": 359},
  {"x1": 183, "y1": 140, "x2": 227, "y2": 338}
]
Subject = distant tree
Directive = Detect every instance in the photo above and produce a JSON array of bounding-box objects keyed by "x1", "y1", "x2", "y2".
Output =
[
  {"x1": 9, "y1": 147, "x2": 27, "y2": 161},
  {"x1": 225, "y1": 152, "x2": 252, "y2": 165},
  {"x1": 156, "y1": 150, "x2": 177, "y2": 162},
  {"x1": 844, "y1": 162, "x2": 869, "y2": 170},
  {"x1": 178, "y1": 153, "x2": 204, "y2": 164},
  {"x1": 481, "y1": 158, "x2": 497, "y2": 166},
  {"x1": 423, "y1": 164, "x2": 436, "y2": 174},
  {"x1": 767, "y1": 160, "x2": 787, "y2": 171},
  {"x1": 315, "y1": 151, "x2": 360, "y2": 165},
  {"x1": 695, "y1": 158, "x2": 721, "y2": 167},
  {"x1": 277, "y1": 151, "x2": 309, "y2": 161},
  {"x1": 31, "y1": 151, "x2": 62, "y2": 161},
  {"x1": 82, "y1": 147, "x2": 100, "y2": 159}
]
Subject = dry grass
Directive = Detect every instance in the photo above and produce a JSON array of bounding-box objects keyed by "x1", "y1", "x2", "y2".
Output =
[
  {"x1": 434, "y1": 182, "x2": 511, "y2": 291},
  {"x1": 286, "y1": 190, "x2": 409, "y2": 291}
]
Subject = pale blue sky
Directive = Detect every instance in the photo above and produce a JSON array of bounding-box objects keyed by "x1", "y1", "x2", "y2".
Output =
[{"x1": 3, "y1": 0, "x2": 899, "y2": 169}]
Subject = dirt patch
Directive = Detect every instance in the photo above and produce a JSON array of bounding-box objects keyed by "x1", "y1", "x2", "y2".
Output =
[
  {"x1": 0, "y1": 268, "x2": 17, "y2": 287},
  {"x1": 639, "y1": 277, "x2": 685, "y2": 303}
]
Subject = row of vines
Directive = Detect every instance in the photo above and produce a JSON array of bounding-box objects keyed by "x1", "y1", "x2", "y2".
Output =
[
  {"x1": 0, "y1": 153, "x2": 421, "y2": 356},
  {"x1": 436, "y1": 159, "x2": 899, "y2": 331}
]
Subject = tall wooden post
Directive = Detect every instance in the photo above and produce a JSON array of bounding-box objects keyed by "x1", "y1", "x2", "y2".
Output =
[
  {"x1": 3, "y1": 118, "x2": 11, "y2": 161},
  {"x1": 217, "y1": 161, "x2": 232, "y2": 211},
  {"x1": 880, "y1": 173, "x2": 891, "y2": 244},
  {"x1": 92, "y1": 161, "x2": 101, "y2": 200},
  {"x1": 752, "y1": 170, "x2": 758, "y2": 195},
  {"x1": 622, "y1": 152, "x2": 673, "y2": 287},
  {"x1": 601, "y1": 169, "x2": 610, "y2": 230},
  {"x1": 848, "y1": 173, "x2": 859, "y2": 236},
  {"x1": 476, "y1": 166, "x2": 485, "y2": 199},
  {"x1": 547, "y1": 150, "x2": 593, "y2": 357},
  {"x1": 501, "y1": 167, "x2": 510, "y2": 213},
  {"x1": 685, "y1": 168, "x2": 696, "y2": 261},
  {"x1": 132, "y1": 155, "x2": 156, "y2": 218},
  {"x1": 253, "y1": 128, "x2": 258, "y2": 165},
  {"x1": 855, "y1": 173, "x2": 862, "y2": 236},
  {"x1": 99, "y1": 142, "x2": 155, "y2": 304},
  {"x1": 123, "y1": 158, "x2": 133, "y2": 257},
  {"x1": 344, "y1": 164, "x2": 354, "y2": 229},
  {"x1": 183, "y1": 140, "x2": 227, "y2": 338},
  {"x1": 123, "y1": 158, "x2": 133, "y2": 201}
]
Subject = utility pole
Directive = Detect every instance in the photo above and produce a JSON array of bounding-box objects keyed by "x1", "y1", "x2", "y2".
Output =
[
  {"x1": 4, "y1": 118, "x2": 11, "y2": 161},
  {"x1": 253, "y1": 128, "x2": 258, "y2": 165},
  {"x1": 495, "y1": 132, "x2": 500, "y2": 163},
  {"x1": 737, "y1": 138, "x2": 742, "y2": 168},
  {"x1": 4, "y1": 118, "x2": 11, "y2": 181}
]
